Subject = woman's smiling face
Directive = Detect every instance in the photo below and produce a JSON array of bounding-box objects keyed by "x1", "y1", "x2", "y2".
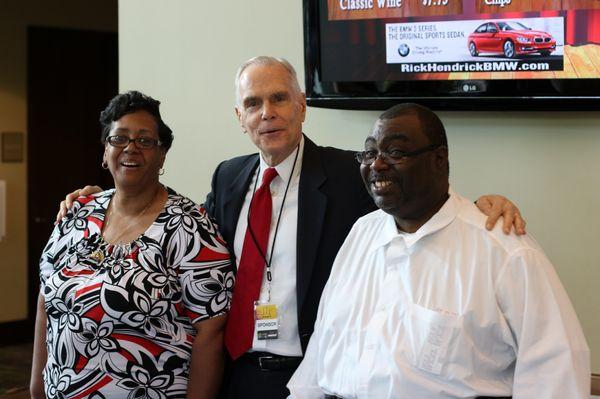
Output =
[{"x1": 103, "y1": 110, "x2": 166, "y2": 190}]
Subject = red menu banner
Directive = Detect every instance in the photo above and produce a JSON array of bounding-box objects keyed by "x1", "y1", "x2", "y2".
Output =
[
  {"x1": 475, "y1": 0, "x2": 600, "y2": 14},
  {"x1": 328, "y1": 0, "x2": 600, "y2": 21},
  {"x1": 328, "y1": 0, "x2": 463, "y2": 21}
]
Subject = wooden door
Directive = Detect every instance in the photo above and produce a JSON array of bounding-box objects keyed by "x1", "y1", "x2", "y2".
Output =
[{"x1": 27, "y1": 26, "x2": 117, "y2": 329}]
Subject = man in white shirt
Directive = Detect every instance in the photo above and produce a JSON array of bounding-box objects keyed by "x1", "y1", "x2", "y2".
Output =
[{"x1": 287, "y1": 103, "x2": 590, "y2": 399}]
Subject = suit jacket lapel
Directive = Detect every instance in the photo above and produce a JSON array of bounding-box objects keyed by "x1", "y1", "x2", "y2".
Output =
[
  {"x1": 222, "y1": 155, "x2": 259, "y2": 250},
  {"x1": 296, "y1": 136, "x2": 327, "y2": 315}
]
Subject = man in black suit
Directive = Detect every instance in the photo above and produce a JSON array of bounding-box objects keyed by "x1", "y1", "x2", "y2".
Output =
[
  {"x1": 202, "y1": 56, "x2": 376, "y2": 399},
  {"x1": 204, "y1": 56, "x2": 525, "y2": 399}
]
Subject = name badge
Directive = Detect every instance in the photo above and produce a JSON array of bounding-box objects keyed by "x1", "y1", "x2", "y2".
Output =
[{"x1": 254, "y1": 302, "x2": 279, "y2": 340}]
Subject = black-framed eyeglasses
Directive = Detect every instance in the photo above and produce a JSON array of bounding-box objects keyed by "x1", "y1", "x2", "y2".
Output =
[
  {"x1": 355, "y1": 144, "x2": 442, "y2": 165},
  {"x1": 106, "y1": 135, "x2": 162, "y2": 149}
]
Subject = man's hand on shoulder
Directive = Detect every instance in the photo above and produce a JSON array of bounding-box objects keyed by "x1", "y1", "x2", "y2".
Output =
[
  {"x1": 475, "y1": 194, "x2": 526, "y2": 235},
  {"x1": 55, "y1": 185, "x2": 103, "y2": 224}
]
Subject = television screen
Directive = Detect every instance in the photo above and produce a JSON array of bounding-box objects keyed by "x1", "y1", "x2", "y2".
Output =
[{"x1": 303, "y1": 0, "x2": 600, "y2": 110}]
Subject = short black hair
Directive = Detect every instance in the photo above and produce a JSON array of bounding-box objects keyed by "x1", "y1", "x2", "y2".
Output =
[
  {"x1": 100, "y1": 91, "x2": 173, "y2": 151},
  {"x1": 378, "y1": 103, "x2": 447, "y2": 147}
]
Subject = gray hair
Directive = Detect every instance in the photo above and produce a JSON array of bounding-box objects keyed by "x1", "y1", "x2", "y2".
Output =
[{"x1": 235, "y1": 56, "x2": 302, "y2": 105}]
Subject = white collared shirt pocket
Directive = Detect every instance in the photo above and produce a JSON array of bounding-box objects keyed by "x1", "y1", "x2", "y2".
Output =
[{"x1": 403, "y1": 302, "x2": 460, "y2": 376}]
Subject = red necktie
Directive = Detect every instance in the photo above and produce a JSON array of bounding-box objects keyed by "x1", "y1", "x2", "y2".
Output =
[{"x1": 225, "y1": 167, "x2": 278, "y2": 360}]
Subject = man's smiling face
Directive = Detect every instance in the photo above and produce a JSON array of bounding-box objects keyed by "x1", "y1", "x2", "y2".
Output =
[
  {"x1": 235, "y1": 63, "x2": 306, "y2": 166},
  {"x1": 360, "y1": 112, "x2": 448, "y2": 229}
]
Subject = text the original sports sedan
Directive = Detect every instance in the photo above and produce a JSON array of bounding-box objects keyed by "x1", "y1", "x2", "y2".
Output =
[{"x1": 468, "y1": 21, "x2": 556, "y2": 58}]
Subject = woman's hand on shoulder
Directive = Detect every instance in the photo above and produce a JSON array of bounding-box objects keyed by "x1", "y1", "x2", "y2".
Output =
[{"x1": 55, "y1": 185, "x2": 103, "y2": 224}]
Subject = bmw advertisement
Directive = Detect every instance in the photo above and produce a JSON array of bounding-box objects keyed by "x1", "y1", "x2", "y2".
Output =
[
  {"x1": 320, "y1": 0, "x2": 600, "y2": 82},
  {"x1": 385, "y1": 17, "x2": 564, "y2": 73}
]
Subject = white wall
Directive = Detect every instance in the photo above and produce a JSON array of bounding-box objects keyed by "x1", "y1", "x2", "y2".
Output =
[{"x1": 119, "y1": 0, "x2": 600, "y2": 371}]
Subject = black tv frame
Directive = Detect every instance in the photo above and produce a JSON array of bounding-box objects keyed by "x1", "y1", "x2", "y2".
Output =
[{"x1": 303, "y1": 0, "x2": 600, "y2": 111}]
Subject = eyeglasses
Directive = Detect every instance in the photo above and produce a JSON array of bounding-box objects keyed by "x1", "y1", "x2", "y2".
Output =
[
  {"x1": 355, "y1": 144, "x2": 442, "y2": 165},
  {"x1": 106, "y1": 135, "x2": 162, "y2": 149}
]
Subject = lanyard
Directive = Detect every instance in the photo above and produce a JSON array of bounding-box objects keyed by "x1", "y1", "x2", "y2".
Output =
[{"x1": 246, "y1": 144, "x2": 300, "y2": 301}]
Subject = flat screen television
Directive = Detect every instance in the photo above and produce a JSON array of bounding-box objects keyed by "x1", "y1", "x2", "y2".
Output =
[{"x1": 303, "y1": 0, "x2": 600, "y2": 110}]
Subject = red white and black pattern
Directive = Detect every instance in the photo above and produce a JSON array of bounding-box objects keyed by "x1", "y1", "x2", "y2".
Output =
[{"x1": 40, "y1": 189, "x2": 234, "y2": 398}]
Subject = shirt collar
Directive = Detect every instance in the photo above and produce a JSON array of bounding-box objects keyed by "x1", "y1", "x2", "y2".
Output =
[
  {"x1": 370, "y1": 210, "x2": 401, "y2": 251},
  {"x1": 259, "y1": 135, "x2": 304, "y2": 185},
  {"x1": 371, "y1": 187, "x2": 461, "y2": 250}
]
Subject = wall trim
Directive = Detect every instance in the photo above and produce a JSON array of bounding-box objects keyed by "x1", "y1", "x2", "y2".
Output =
[
  {"x1": 592, "y1": 373, "x2": 600, "y2": 395},
  {"x1": 0, "y1": 319, "x2": 34, "y2": 346}
]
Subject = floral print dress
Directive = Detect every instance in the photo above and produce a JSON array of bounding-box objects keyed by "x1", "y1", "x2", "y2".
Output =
[{"x1": 39, "y1": 189, "x2": 234, "y2": 398}]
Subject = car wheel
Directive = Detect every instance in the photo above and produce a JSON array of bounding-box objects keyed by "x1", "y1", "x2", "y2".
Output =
[
  {"x1": 540, "y1": 50, "x2": 550, "y2": 57},
  {"x1": 469, "y1": 42, "x2": 478, "y2": 56},
  {"x1": 503, "y1": 40, "x2": 515, "y2": 58}
]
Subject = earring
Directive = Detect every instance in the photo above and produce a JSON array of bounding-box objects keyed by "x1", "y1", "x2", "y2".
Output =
[
  {"x1": 102, "y1": 161, "x2": 108, "y2": 169},
  {"x1": 159, "y1": 168, "x2": 165, "y2": 176}
]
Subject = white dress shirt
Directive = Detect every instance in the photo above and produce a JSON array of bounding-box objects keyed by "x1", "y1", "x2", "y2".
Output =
[
  {"x1": 233, "y1": 137, "x2": 304, "y2": 356},
  {"x1": 288, "y1": 189, "x2": 590, "y2": 398}
]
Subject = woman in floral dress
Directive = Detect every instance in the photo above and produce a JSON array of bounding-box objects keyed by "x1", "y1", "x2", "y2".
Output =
[{"x1": 30, "y1": 91, "x2": 234, "y2": 399}]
